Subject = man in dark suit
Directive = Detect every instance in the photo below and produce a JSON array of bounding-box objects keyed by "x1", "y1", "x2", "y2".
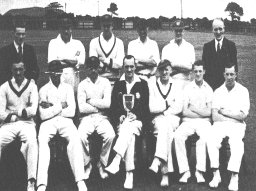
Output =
[
  {"x1": 202, "y1": 18, "x2": 237, "y2": 90},
  {"x1": 0, "y1": 20, "x2": 39, "y2": 85},
  {"x1": 105, "y1": 55, "x2": 150, "y2": 189}
]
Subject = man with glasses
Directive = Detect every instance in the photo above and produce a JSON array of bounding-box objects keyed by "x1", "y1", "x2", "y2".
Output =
[
  {"x1": 37, "y1": 61, "x2": 87, "y2": 191},
  {"x1": 207, "y1": 65, "x2": 250, "y2": 191},
  {"x1": 162, "y1": 19, "x2": 195, "y2": 88},
  {"x1": 127, "y1": 19, "x2": 160, "y2": 81},
  {"x1": 174, "y1": 60, "x2": 213, "y2": 184},
  {"x1": 77, "y1": 56, "x2": 115, "y2": 180},
  {"x1": 202, "y1": 18, "x2": 237, "y2": 90},
  {"x1": 105, "y1": 55, "x2": 150, "y2": 189},
  {"x1": 89, "y1": 14, "x2": 124, "y2": 80},
  {"x1": 0, "y1": 20, "x2": 39, "y2": 85}
]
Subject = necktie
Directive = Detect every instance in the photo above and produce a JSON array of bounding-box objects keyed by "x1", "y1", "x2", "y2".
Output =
[
  {"x1": 18, "y1": 45, "x2": 23, "y2": 60},
  {"x1": 217, "y1": 42, "x2": 221, "y2": 53}
]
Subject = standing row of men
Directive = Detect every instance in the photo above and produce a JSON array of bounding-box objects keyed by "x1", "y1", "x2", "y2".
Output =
[{"x1": 0, "y1": 14, "x2": 249, "y2": 191}]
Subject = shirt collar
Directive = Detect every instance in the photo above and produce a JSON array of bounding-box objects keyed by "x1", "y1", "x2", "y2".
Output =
[
  {"x1": 170, "y1": 39, "x2": 186, "y2": 46},
  {"x1": 85, "y1": 76, "x2": 101, "y2": 84},
  {"x1": 157, "y1": 77, "x2": 173, "y2": 85},
  {"x1": 192, "y1": 80, "x2": 207, "y2": 88},
  {"x1": 57, "y1": 34, "x2": 73, "y2": 43},
  {"x1": 13, "y1": 41, "x2": 24, "y2": 51},
  {"x1": 11, "y1": 77, "x2": 27, "y2": 88},
  {"x1": 120, "y1": 74, "x2": 141, "y2": 83},
  {"x1": 137, "y1": 37, "x2": 149, "y2": 44},
  {"x1": 215, "y1": 37, "x2": 224, "y2": 46},
  {"x1": 100, "y1": 32, "x2": 114, "y2": 42}
]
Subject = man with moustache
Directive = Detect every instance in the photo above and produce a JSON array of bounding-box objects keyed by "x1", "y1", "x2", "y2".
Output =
[
  {"x1": 105, "y1": 55, "x2": 150, "y2": 189},
  {"x1": 148, "y1": 60, "x2": 183, "y2": 187},
  {"x1": 174, "y1": 60, "x2": 213, "y2": 184},
  {"x1": 207, "y1": 65, "x2": 250, "y2": 191},
  {"x1": 202, "y1": 18, "x2": 238, "y2": 90},
  {"x1": 89, "y1": 14, "x2": 124, "y2": 80},
  {"x1": 127, "y1": 19, "x2": 160, "y2": 81},
  {"x1": 162, "y1": 19, "x2": 195, "y2": 88},
  {"x1": 0, "y1": 20, "x2": 39, "y2": 85}
]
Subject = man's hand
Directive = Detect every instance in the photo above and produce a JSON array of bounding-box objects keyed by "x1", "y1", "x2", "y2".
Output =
[
  {"x1": 119, "y1": 115, "x2": 126, "y2": 124},
  {"x1": 127, "y1": 112, "x2": 137, "y2": 122},
  {"x1": 10, "y1": 115, "x2": 18, "y2": 122},
  {"x1": 62, "y1": 59, "x2": 78, "y2": 67},
  {"x1": 61, "y1": 102, "x2": 68, "y2": 109},
  {"x1": 40, "y1": 101, "x2": 53, "y2": 109}
]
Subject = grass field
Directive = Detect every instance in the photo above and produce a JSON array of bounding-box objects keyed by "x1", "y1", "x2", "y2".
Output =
[{"x1": 0, "y1": 29, "x2": 256, "y2": 191}]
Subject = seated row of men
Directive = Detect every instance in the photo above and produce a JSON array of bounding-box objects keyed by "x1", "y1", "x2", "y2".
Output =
[{"x1": 0, "y1": 55, "x2": 250, "y2": 191}]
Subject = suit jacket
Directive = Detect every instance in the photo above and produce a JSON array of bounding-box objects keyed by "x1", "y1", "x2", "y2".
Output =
[
  {"x1": 110, "y1": 78, "x2": 150, "y2": 132},
  {"x1": 0, "y1": 42, "x2": 39, "y2": 85},
  {"x1": 202, "y1": 37, "x2": 237, "y2": 90}
]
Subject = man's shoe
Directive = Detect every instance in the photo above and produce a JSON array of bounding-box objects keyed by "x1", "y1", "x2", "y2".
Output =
[
  {"x1": 195, "y1": 170, "x2": 205, "y2": 183},
  {"x1": 98, "y1": 162, "x2": 109, "y2": 179},
  {"x1": 160, "y1": 174, "x2": 169, "y2": 187},
  {"x1": 124, "y1": 171, "x2": 133, "y2": 189},
  {"x1": 228, "y1": 173, "x2": 238, "y2": 191},
  {"x1": 179, "y1": 171, "x2": 191, "y2": 183},
  {"x1": 84, "y1": 163, "x2": 92, "y2": 180},
  {"x1": 77, "y1": 180, "x2": 88, "y2": 191},
  {"x1": 27, "y1": 181, "x2": 35, "y2": 191},
  {"x1": 209, "y1": 170, "x2": 221, "y2": 188},
  {"x1": 105, "y1": 161, "x2": 120, "y2": 175},
  {"x1": 36, "y1": 185, "x2": 46, "y2": 191},
  {"x1": 149, "y1": 158, "x2": 160, "y2": 173}
]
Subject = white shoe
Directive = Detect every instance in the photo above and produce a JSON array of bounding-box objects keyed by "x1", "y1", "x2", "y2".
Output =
[
  {"x1": 124, "y1": 171, "x2": 133, "y2": 189},
  {"x1": 179, "y1": 171, "x2": 191, "y2": 183},
  {"x1": 98, "y1": 162, "x2": 109, "y2": 179},
  {"x1": 77, "y1": 180, "x2": 88, "y2": 191},
  {"x1": 160, "y1": 174, "x2": 169, "y2": 187},
  {"x1": 228, "y1": 173, "x2": 239, "y2": 191},
  {"x1": 209, "y1": 170, "x2": 221, "y2": 188},
  {"x1": 195, "y1": 170, "x2": 205, "y2": 183},
  {"x1": 149, "y1": 158, "x2": 160, "y2": 173},
  {"x1": 105, "y1": 159, "x2": 120, "y2": 175},
  {"x1": 27, "y1": 181, "x2": 35, "y2": 191},
  {"x1": 36, "y1": 185, "x2": 46, "y2": 191},
  {"x1": 84, "y1": 163, "x2": 92, "y2": 180}
]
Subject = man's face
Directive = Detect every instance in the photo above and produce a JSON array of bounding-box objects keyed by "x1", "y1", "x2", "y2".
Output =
[
  {"x1": 224, "y1": 67, "x2": 236, "y2": 88},
  {"x1": 102, "y1": 22, "x2": 113, "y2": 37},
  {"x1": 159, "y1": 65, "x2": 172, "y2": 82},
  {"x1": 12, "y1": 62, "x2": 25, "y2": 82},
  {"x1": 212, "y1": 20, "x2": 225, "y2": 40},
  {"x1": 49, "y1": 71, "x2": 62, "y2": 87},
  {"x1": 137, "y1": 27, "x2": 148, "y2": 42},
  {"x1": 14, "y1": 27, "x2": 26, "y2": 45},
  {"x1": 60, "y1": 26, "x2": 72, "y2": 42},
  {"x1": 193, "y1": 65, "x2": 205, "y2": 83},
  {"x1": 174, "y1": 29, "x2": 184, "y2": 42},
  {"x1": 124, "y1": 58, "x2": 136, "y2": 80},
  {"x1": 87, "y1": 66, "x2": 99, "y2": 80}
]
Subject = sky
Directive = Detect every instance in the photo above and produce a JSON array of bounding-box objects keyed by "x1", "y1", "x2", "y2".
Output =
[{"x1": 0, "y1": 0, "x2": 255, "y2": 21}]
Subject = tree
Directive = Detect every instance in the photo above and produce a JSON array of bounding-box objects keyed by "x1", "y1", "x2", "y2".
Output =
[
  {"x1": 107, "y1": 3, "x2": 118, "y2": 16},
  {"x1": 225, "y1": 2, "x2": 243, "y2": 21},
  {"x1": 46, "y1": 2, "x2": 63, "y2": 14}
]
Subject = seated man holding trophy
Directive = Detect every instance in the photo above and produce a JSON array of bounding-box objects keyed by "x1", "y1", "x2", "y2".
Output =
[{"x1": 105, "y1": 55, "x2": 150, "y2": 189}]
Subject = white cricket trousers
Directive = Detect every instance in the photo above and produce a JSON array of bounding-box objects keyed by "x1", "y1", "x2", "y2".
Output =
[
  {"x1": 152, "y1": 114, "x2": 180, "y2": 174},
  {"x1": 113, "y1": 119, "x2": 142, "y2": 171},
  {"x1": 78, "y1": 115, "x2": 115, "y2": 167},
  {"x1": 207, "y1": 121, "x2": 246, "y2": 173},
  {"x1": 174, "y1": 119, "x2": 211, "y2": 173},
  {"x1": 0, "y1": 121, "x2": 38, "y2": 180},
  {"x1": 37, "y1": 116, "x2": 85, "y2": 186}
]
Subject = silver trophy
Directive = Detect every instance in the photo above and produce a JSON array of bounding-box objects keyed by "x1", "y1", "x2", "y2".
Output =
[{"x1": 123, "y1": 94, "x2": 135, "y2": 116}]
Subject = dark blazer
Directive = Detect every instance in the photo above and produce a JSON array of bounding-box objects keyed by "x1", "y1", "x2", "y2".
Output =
[
  {"x1": 110, "y1": 78, "x2": 151, "y2": 132},
  {"x1": 0, "y1": 42, "x2": 39, "y2": 85},
  {"x1": 202, "y1": 37, "x2": 237, "y2": 90}
]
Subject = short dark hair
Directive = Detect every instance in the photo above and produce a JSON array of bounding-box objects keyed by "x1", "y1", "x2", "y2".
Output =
[
  {"x1": 136, "y1": 19, "x2": 148, "y2": 30},
  {"x1": 13, "y1": 19, "x2": 26, "y2": 31},
  {"x1": 123, "y1": 55, "x2": 136, "y2": 66},
  {"x1": 193, "y1": 60, "x2": 205, "y2": 70},
  {"x1": 86, "y1": 56, "x2": 100, "y2": 69}
]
